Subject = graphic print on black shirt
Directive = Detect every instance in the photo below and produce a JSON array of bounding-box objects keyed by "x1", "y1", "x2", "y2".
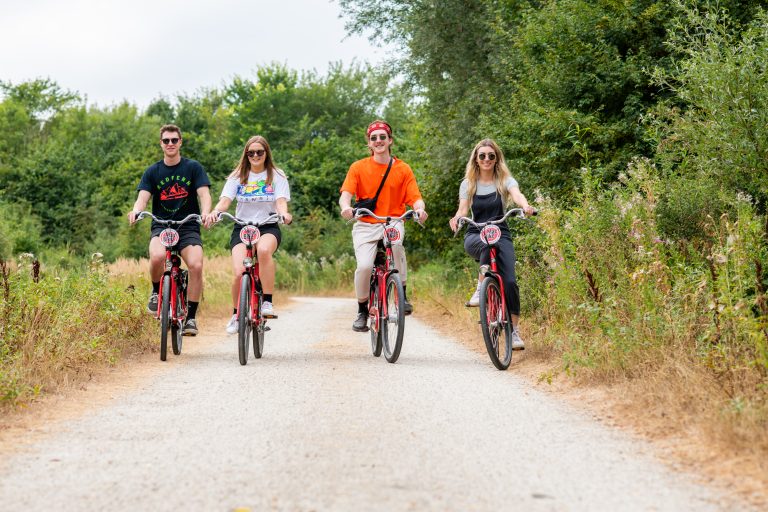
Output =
[{"x1": 136, "y1": 158, "x2": 211, "y2": 229}]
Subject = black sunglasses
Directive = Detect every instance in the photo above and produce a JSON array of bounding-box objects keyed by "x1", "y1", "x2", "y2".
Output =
[
  {"x1": 247, "y1": 149, "x2": 266, "y2": 158},
  {"x1": 478, "y1": 152, "x2": 496, "y2": 161},
  {"x1": 369, "y1": 134, "x2": 389, "y2": 142},
  {"x1": 161, "y1": 137, "x2": 180, "y2": 145}
]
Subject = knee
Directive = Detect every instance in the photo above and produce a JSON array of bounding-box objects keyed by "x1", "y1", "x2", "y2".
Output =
[{"x1": 187, "y1": 260, "x2": 203, "y2": 275}]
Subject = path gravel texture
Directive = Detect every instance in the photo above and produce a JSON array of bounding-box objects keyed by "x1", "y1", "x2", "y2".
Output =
[{"x1": 0, "y1": 297, "x2": 742, "y2": 511}]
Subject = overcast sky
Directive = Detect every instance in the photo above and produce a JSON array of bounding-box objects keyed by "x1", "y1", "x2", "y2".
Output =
[{"x1": 0, "y1": 0, "x2": 390, "y2": 109}]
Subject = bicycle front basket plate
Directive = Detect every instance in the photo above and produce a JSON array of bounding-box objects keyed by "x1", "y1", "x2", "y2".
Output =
[
  {"x1": 240, "y1": 225, "x2": 261, "y2": 245},
  {"x1": 480, "y1": 225, "x2": 502, "y2": 245},
  {"x1": 384, "y1": 226, "x2": 401, "y2": 244},
  {"x1": 159, "y1": 228, "x2": 180, "y2": 248}
]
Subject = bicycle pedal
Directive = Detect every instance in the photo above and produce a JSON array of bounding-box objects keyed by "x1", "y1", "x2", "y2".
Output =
[{"x1": 264, "y1": 326, "x2": 271, "y2": 331}]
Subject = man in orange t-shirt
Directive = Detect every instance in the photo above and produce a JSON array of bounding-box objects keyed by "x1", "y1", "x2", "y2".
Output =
[{"x1": 339, "y1": 120, "x2": 428, "y2": 332}]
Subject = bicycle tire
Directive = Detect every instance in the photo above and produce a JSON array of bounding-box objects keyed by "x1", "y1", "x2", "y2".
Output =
[
  {"x1": 478, "y1": 277, "x2": 513, "y2": 370},
  {"x1": 171, "y1": 283, "x2": 183, "y2": 355},
  {"x1": 253, "y1": 289, "x2": 264, "y2": 359},
  {"x1": 238, "y1": 275, "x2": 251, "y2": 365},
  {"x1": 159, "y1": 275, "x2": 171, "y2": 361},
  {"x1": 369, "y1": 279, "x2": 382, "y2": 357},
  {"x1": 382, "y1": 273, "x2": 405, "y2": 363}
]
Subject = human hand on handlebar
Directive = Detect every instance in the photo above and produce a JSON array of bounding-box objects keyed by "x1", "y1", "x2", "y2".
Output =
[
  {"x1": 201, "y1": 211, "x2": 220, "y2": 229},
  {"x1": 449, "y1": 215, "x2": 461, "y2": 233},
  {"x1": 127, "y1": 210, "x2": 140, "y2": 225},
  {"x1": 340, "y1": 207, "x2": 354, "y2": 220}
]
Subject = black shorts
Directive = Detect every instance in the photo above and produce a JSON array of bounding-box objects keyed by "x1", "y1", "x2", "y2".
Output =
[
  {"x1": 151, "y1": 226, "x2": 203, "y2": 250},
  {"x1": 229, "y1": 223, "x2": 282, "y2": 250}
]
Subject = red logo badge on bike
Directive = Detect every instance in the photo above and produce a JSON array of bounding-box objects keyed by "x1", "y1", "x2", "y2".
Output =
[
  {"x1": 240, "y1": 226, "x2": 260, "y2": 244},
  {"x1": 384, "y1": 226, "x2": 401, "y2": 243},
  {"x1": 160, "y1": 183, "x2": 189, "y2": 201},
  {"x1": 159, "y1": 228, "x2": 180, "y2": 248},
  {"x1": 480, "y1": 225, "x2": 501, "y2": 245}
]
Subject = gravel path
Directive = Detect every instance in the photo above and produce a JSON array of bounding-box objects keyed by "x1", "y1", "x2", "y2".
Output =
[{"x1": 0, "y1": 297, "x2": 742, "y2": 511}]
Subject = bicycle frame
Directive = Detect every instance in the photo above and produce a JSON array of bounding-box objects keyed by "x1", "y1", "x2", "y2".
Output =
[
  {"x1": 456, "y1": 208, "x2": 528, "y2": 309},
  {"x1": 217, "y1": 212, "x2": 282, "y2": 329},
  {"x1": 353, "y1": 208, "x2": 421, "y2": 334},
  {"x1": 137, "y1": 212, "x2": 200, "y2": 325}
]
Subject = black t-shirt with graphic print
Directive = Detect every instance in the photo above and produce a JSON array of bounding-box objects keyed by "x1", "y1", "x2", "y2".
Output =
[{"x1": 137, "y1": 157, "x2": 211, "y2": 232}]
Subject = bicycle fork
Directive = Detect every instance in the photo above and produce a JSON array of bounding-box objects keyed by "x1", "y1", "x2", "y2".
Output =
[{"x1": 487, "y1": 246, "x2": 509, "y2": 327}]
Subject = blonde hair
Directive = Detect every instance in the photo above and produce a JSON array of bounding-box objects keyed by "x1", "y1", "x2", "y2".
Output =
[
  {"x1": 230, "y1": 135, "x2": 285, "y2": 185},
  {"x1": 463, "y1": 138, "x2": 513, "y2": 207}
]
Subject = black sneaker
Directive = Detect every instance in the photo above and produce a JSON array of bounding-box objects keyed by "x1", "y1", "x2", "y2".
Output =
[
  {"x1": 147, "y1": 292, "x2": 158, "y2": 314},
  {"x1": 183, "y1": 318, "x2": 198, "y2": 336},
  {"x1": 352, "y1": 312, "x2": 369, "y2": 332},
  {"x1": 403, "y1": 300, "x2": 413, "y2": 316}
]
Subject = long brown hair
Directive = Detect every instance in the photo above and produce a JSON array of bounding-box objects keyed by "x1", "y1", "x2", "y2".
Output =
[
  {"x1": 463, "y1": 138, "x2": 513, "y2": 207},
  {"x1": 229, "y1": 135, "x2": 284, "y2": 185}
]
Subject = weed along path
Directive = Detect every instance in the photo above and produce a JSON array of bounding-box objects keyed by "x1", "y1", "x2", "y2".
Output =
[{"x1": 0, "y1": 297, "x2": 747, "y2": 511}]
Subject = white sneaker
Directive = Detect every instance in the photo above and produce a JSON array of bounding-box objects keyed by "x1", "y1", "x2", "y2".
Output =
[
  {"x1": 466, "y1": 284, "x2": 481, "y2": 307},
  {"x1": 511, "y1": 329, "x2": 525, "y2": 351},
  {"x1": 261, "y1": 301, "x2": 277, "y2": 318},
  {"x1": 226, "y1": 314, "x2": 238, "y2": 334}
]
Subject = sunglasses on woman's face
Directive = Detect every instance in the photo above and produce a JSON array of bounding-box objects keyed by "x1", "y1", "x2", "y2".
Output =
[
  {"x1": 369, "y1": 134, "x2": 389, "y2": 142},
  {"x1": 478, "y1": 152, "x2": 496, "y2": 161},
  {"x1": 247, "y1": 149, "x2": 266, "y2": 158},
  {"x1": 161, "y1": 137, "x2": 180, "y2": 145}
]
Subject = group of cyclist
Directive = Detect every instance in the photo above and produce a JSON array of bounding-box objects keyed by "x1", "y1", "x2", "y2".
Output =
[{"x1": 128, "y1": 120, "x2": 534, "y2": 348}]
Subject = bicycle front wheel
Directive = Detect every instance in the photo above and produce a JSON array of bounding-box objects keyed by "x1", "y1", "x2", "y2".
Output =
[
  {"x1": 478, "y1": 277, "x2": 512, "y2": 370},
  {"x1": 159, "y1": 275, "x2": 171, "y2": 361},
  {"x1": 171, "y1": 283, "x2": 184, "y2": 356},
  {"x1": 382, "y1": 273, "x2": 405, "y2": 363},
  {"x1": 238, "y1": 275, "x2": 251, "y2": 365}
]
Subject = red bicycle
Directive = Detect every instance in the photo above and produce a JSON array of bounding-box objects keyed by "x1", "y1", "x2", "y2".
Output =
[
  {"x1": 353, "y1": 207, "x2": 422, "y2": 363},
  {"x1": 455, "y1": 208, "x2": 534, "y2": 370},
  {"x1": 136, "y1": 212, "x2": 201, "y2": 361},
  {"x1": 216, "y1": 211, "x2": 282, "y2": 365}
]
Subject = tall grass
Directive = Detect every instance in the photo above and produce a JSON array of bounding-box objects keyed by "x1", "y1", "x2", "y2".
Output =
[{"x1": 0, "y1": 256, "x2": 154, "y2": 407}]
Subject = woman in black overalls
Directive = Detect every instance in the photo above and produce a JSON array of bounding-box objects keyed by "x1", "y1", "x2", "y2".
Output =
[{"x1": 449, "y1": 139, "x2": 535, "y2": 349}]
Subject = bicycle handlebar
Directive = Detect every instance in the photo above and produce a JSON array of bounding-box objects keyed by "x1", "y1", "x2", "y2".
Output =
[
  {"x1": 353, "y1": 208, "x2": 424, "y2": 226},
  {"x1": 135, "y1": 211, "x2": 201, "y2": 227},
  {"x1": 454, "y1": 208, "x2": 537, "y2": 237},
  {"x1": 216, "y1": 211, "x2": 284, "y2": 227}
]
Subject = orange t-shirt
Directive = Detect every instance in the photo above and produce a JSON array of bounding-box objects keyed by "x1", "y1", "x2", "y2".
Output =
[{"x1": 340, "y1": 157, "x2": 423, "y2": 224}]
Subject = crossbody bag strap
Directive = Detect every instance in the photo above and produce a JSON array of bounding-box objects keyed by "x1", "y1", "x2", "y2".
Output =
[{"x1": 371, "y1": 157, "x2": 394, "y2": 202}]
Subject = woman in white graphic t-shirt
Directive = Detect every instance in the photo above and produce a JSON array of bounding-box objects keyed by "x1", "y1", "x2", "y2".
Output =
[{"x1": 203, "y1": 135, "x2": 292, "y2": 333}]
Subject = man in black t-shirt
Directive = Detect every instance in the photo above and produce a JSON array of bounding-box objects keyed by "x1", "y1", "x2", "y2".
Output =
[{"x1": 128, "y1": 124, "x2": 212, "y2": 335}]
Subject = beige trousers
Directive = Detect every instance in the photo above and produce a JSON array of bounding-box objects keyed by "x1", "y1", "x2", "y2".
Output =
[{"x1": 352, "y1": 221, "x2": 407, "y2": 301}]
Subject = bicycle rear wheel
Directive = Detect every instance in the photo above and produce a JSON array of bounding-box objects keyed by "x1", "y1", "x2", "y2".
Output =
[
  {"x1": 171, "y1": 282, "x2": 184, "y2": 356},
  {"x1": 253, "y1": 290, "x2": 264, "y2": 359},
  {"x1": 369, "y1": 279, "x2": 382, "y2": 357},
  {"x1": 238, "y1": 275, "x2": 251, "y2": 365},
  {"x1": 159, "y1": 275, "x2": 171, "y2": 361},
  {"x1": 478, "y1": 277, "x2": 513, "y2": 370},
  {"x1": 382, "y1": 273, "x2": 405, "y2": 363}
]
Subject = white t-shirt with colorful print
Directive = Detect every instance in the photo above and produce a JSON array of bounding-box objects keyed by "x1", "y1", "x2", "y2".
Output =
[{"x1": 221, "y1": 169, "x2": 290, "y2": 224}]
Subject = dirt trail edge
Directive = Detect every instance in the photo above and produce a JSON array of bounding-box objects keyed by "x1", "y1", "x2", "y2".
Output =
[{"x1": 0, "y1": 297, "x2": 750, "y2": 511}]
